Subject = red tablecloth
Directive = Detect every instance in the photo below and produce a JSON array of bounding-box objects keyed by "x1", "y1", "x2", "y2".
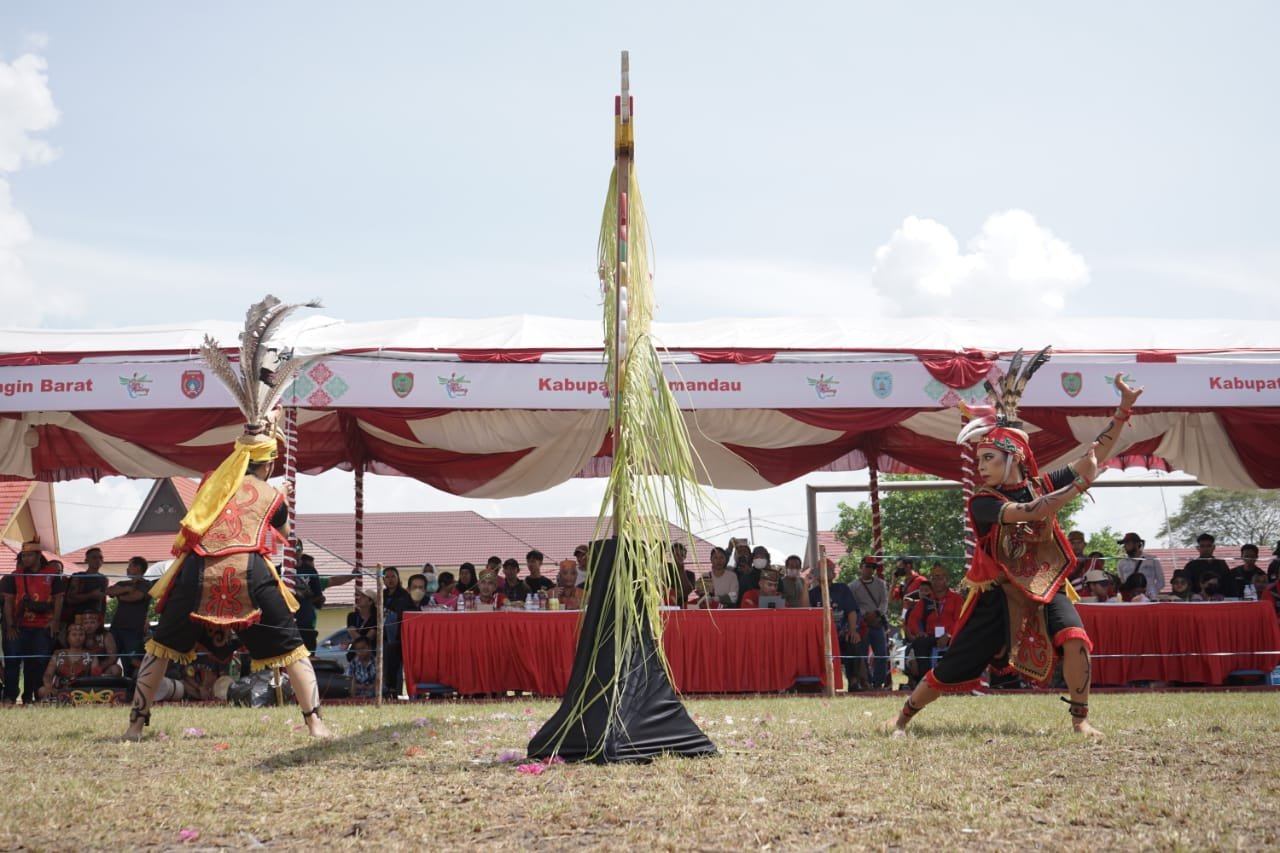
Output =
[
  {"x1": 401, "y1": 608, "x2": 841, "y2": 697},
  {"x1": 1078, "y1": 601, "x2": 1280, "y2": 685}
]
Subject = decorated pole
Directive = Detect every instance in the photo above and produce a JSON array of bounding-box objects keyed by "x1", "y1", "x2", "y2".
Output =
[
  {"x1": 868, "y1": 457, "x2": 883, "y2": 561},
  {"x1": 958, "y1": 405, "x2": 977, "y2": 572},
  {"x1": 281, "y1": 405, "x2": 300, "y2": 570},
  {"x1": 818, "y1": 544, "x2": 835, "y2": 697},
  {"x1": 353, "y1": 464, "x2": 365, "y2": 591},
  {"x1": 528, "y1": 53, "x2": 715, "y2": 763}
]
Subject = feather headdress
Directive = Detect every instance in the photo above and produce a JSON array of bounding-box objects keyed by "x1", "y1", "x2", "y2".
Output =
[
  {"x1": 957, "y1": 346, "x2": 1052, "y2": 446},
  {"x1": 199, "y1": 295, "x2": 321, "y2": 436}
]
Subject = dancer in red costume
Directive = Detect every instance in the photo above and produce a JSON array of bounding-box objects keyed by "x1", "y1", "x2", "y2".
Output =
[{"x1": 891, "y1": 350, "x2": 1142, "y2": 737}]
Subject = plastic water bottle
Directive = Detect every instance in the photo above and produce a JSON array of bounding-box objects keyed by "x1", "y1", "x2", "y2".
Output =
[
  {"x1": 525, "y1": 592, "x2": 535, "y2": 610},
  {"x1": 1243, "y1": 581, "x2": 1257, "y2": 601}
]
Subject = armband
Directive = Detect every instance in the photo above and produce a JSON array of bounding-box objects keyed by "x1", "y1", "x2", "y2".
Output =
[
  {"x1": 1113, "y1": 407, "x2": 1132, "y2": 423},
  {"x1": 1072, "y1": 475, "x2": 1089, "y2": 495}
]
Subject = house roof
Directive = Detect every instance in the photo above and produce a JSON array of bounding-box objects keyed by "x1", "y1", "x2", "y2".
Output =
[
  {"x1": 0, "y1": 482, "x2": 33, "y2": 529},
  {"x1": 62, "y1": 532, "x2": 177, "y2": 569}
]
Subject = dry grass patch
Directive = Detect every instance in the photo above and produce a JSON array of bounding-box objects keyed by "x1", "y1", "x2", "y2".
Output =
[{"x1": 3, "y1": 691, "x2": 1277, "y2": 850}]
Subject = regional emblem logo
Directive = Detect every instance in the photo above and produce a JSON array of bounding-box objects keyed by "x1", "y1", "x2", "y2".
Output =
[
  {"x1": 438, "y1": 373, "x2": 471, "y2": 398},
  {"x1": 871, "y1": 371, "x2": 893, "y2": 400},
  {"x1": 807, "y1": 374, "x2": 839, "y2": 400},
  {"x1": 181, "y1": 370, "x2": 205, "y2": 400},
  {"x1": 391, "y1": 372, "x2": 415, "y2": 399},
  {"x1": 1060, "y1": 372, "x2": 1082, "y2": 398},
  {"x1": 119, "y1": 372, "x2": 153, "y2": 399}
]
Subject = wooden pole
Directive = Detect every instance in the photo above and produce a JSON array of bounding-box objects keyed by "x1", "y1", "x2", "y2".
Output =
[
  {"x1": 375, "y1": 562, "x2": 385, "y2": 707},
  {"x1": 868, "y1": 459, "x2": 883, "y2": 561},
  {"x1": 818, "y1": 545, "x2": 835, "y2": 697}
]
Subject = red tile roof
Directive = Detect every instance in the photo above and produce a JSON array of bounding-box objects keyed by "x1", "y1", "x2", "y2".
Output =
[
  {"x1": 0, "y1": 482, "x2": 34, "y2": 529},
  {"x1": 62, "y1": 532, "x2": 178, "y2": 569}
]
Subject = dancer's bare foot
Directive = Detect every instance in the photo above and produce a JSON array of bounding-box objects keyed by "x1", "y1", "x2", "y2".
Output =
[
  {"x1": 882, "y1": 716, "x2": 909, "y2": 737},
  {"x1": 1072, "y1": 719, "x2": 1103, "y2": 738},
  {"x1": 122, "y1": 708, "x2": 149, "y2": 741},
  {"x1": 304, "y1": 712, "x2": 334, "y2": 739}
]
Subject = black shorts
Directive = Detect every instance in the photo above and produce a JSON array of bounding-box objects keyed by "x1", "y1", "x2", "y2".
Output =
[
  {"x1": 930, "y1": 587, "x2": 1085, "y2": 687},
  {"x1": 150, "y1": 553, "x2": 303, "y2": 667}
]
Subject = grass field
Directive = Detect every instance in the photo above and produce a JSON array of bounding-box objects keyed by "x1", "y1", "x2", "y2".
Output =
[{"x1": 5, "y1": 691, "x2": 1277, "y2": 850}]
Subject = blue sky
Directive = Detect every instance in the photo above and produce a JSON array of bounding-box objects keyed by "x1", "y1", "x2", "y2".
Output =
[{"x1": 1, "y1": 3, "x2": 1275, "y2": 555}]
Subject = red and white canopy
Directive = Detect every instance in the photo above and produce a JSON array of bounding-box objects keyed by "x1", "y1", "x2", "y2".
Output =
[{"x1": 2, "y1": 314, "x2": 1277, "y2": 490}]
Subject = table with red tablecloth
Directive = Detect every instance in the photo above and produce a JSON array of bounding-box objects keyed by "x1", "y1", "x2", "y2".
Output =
[
  {"x1": 401, "y1": 608, "x2": 842, "y2": 697},
  {"x1": 1078, "y1": 601, "x2": 1280, "y2": 685}
]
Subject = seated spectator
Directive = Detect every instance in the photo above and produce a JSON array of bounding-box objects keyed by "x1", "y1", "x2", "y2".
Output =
[
  {"x1": 349, "y1": 636, "x2": 378, "y2": 699},
  {"x1": 1261, "y1": 574, "x2": 1280, "y2": 619},
  {"x1": 729, "y1": 539, "x2": 760, "y2": 594},
  {"x1": 182, "y1": 633, "x2": 238, "y2": 701},
  {"x1": 79, "y1": 611, "x2": 120, "y2": 677},
  {"x1": 1197, "y1": 572, "x2": 1226, "y2": 601},
  {"x1": 572, "y1": 545, "x2": 590, "y2": 587},
  {"x1": 500, "y1": 558, "x2": 530, "y2": 603},
  {"x1": 809, "y1": 566, "x2": 861, "y2": 691},
  {"x1": 1159, "y1": 570, "x2": 1203, "y2": 602},
  {"x1": 1230, "y1": 544, "x2": 1263, "y2": 598},
  {"x1": 406, "y1": 573, "x2": 430, "y2": 608},
  {"x1": 37, "y1": 623, "x2": 101, "y2": 700},
  {"x1": 553, "y1": 561, "x2": 583, "y2": 610},
  {"x1": 1184, "y1": 533, "x2": 1234, "y2": 597},
  {"x1": 347, "y1": 589, "x2": 379, "y2": 647},
  {"x1": 473, "y1": 568, "x2": 506, "y2": 610},
  {"x1": 781, "y1": 555, "x2": 807, "y2": 608},
  {"x1": 1268, "y1": 541, "x2": 1280, "y2": 583},
  {"x1": 1080, "y1": 569, "x2": 1117, "y2": 602},
  {"x1": 902, "y1": 565, "x2": 963, "y2": 687},
  {"x1": 525, "y1": 551, "x2": 555, "y2": 593},
  {"x1": 707, "y1": 546, "x2": 739, "y2": 606},
  {"x1": 456, "y1": 562, "x2": 479, "y2": 594},
  {"x1": 106, "y1": 555, "x2": 152, "y2": 678},
  {"x1": 430, "y1": 572, "x2": 459, "y2": 610},
  {"x1": 1249, "y1": 569, "x2": 1269, "y2": 602},
  {"x1": 692, "y1": 576, "x2": 721, "y2": 610},
  {"x1": 740, "y1": 570, "x2": 785, "y2": 609},
  {"x1": 1118, "y1": 572, "x2": 1151, "y2": 602}
]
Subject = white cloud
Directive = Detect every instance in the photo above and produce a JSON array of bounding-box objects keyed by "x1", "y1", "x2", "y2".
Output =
[
  {"x1": 0, "y1": 43, "x2": 59, "y2": 324},
  {"x1": 871, "y1": 210, "x2": 1089, "y2": 318},
  {"x1": 0, "y1": 49, "x2": 59, "y2": 172}
]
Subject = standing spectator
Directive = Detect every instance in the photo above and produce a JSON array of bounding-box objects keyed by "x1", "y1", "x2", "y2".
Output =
[
  {"x1": 500, "y1": 559, "x2": 530, "y2": 603},
  {"x1": 730, "y1": 539, "x2": 759, "y2": 594},
  {"x1": 666, "y1": 542, "x2": 696, "y2": 606},
  {"x1": 571, "y1": 545, "x2": 590, "y2": 587},
  {"x1": 1260, "y1": 573, "x2": 1280, "y2": 619},
  {"x1": 456, "y1": 562, "x2": 479, "y2": 594},
  {"x1": 809, "y1": 568, "x2": 860, "y2": 692},
  {"x1": 525, "y1": 551, "x2": 555, "y2": 593},
  {"x1": 889, "y1": 557, "x2": 927, "y2": 623},
  {"x1": 781, "y1": 555, "x2": 807, "y2": 609},
  {"x1": 1116, "y1": 533, "x2": 1166, "y2": 598},
  {"x1": 1229, "y1": 545, "x2": 1263, "y2": 598},
  {"x1": 63, "y1": 547, "x2": 108, "y2": 630},
  {"x1": 1184, "y1": 533, "x2": 1234, "y2": 597},
  {"x1": 1, "y1": 540, "x2": 64, "y2": 704},
  {"x1": 1268, "y1": 541, "x2": 1280, "y2": 583},
  {"x1": 291, "y1": 552, "x2": 324, "y2": 653},
  {"x1": 381, "y1": 565, "x2": 412, "y2": 698},
  {"x1": 849, "y1": 556, "x2": 891, "y2": 689},
  {"x1": 707, "y1": 547, "x2": 739, "y2": 606},
  {"x1": 106, "y1": 556, "x2": 152, "y2": 678},
  {"x1": 1065, "y1": 530, "x2": 1090, "y2": 585}
]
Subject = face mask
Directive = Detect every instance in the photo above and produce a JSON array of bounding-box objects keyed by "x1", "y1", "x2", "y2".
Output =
[
  {"x1": 752, "y1": 558, "x2": 768, "y2": 570},
  {"x1": 425, "y1": 575, "x2": 438, "y2": 593},
  {"x1": 787, "y1": 566, "x2": 799, "y2": 577},
  {"x1": 409, "y1": 588, "x2": 425, "y2": 603}
]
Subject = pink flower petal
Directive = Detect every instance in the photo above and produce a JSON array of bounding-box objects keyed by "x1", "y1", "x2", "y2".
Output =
[
  {"x1": 178, "y1": 829, "x2": 200, "y2": 842},
  {"x1": 516, "y1": 762, "x2": 546, "y2": 775},
  {"x1": 212, "y1": 742, "x2": 230, "y2": 751},
  {"x1": 182, "y1": 728, "x2": 205, "y2": 738}
]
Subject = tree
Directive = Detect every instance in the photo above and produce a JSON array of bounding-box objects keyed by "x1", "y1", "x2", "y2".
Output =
[
  {"x1": 1084, "y1": 526, "x2": 1123, "y2": 561},
  {"x1": 1158, "y1": 488, "x2": 1280, "y2": 546},
  {"x1": 833, "y1": 475, "x2": 1084, "y2": 585}
]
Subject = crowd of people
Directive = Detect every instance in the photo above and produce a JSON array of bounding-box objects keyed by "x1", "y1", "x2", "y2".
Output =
[{"x1": 4, "y1": 529, "x2": 1279, "y2": 704}]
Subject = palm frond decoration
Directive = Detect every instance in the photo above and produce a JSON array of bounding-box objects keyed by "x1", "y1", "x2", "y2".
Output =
[{"x1": 529, "y1": 53, "x2": 715, "y2": 763}]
